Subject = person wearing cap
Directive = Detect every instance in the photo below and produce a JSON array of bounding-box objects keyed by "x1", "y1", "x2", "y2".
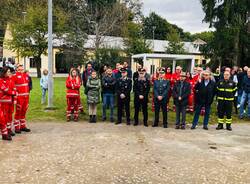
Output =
[
  {"x1": 191, "y1": 70, "x2": 216, "y2": 130},
  {"x1": 153, "y1": 68, "x2": 170, "y2": 128},
  {"x1": 133, "y1": 68, "x2": 150, "y2": 127},
  {"x1": 12, "y1": 64, "x2": 31, "y2": 133},
  {"x1": 116, "y1": 68, "x2": 132, "y2": 125},
  {"x1": 172, "y1": 72, "x2": 191, "y2": 129}
]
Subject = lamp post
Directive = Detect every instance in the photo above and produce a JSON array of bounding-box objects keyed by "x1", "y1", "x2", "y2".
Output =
[
  {"x1": 47, "y1": 0, "x2": 54, "y2": 108},
  {"x1": 152, "y1": 26, "x2": 156, "y2": 51},
  {"x1": 22, "y1": 11, "x2": 27, "y2": 70}
]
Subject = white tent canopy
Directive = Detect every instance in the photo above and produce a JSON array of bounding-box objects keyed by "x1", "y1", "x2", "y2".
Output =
[{"x1": 131, "y1": 53, "x2": 196, "y2": 75}]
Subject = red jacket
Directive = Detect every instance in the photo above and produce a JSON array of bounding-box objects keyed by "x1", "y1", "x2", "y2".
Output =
[
  {"x1": 12, "y1": 72, "x2": 30, "y2": 97},
  {"x1": 0, "y1": 77, "x2": 16, "y2": 103},
  {"x1": 66, "y1": 76, "x2": 81, "y2": 98}
]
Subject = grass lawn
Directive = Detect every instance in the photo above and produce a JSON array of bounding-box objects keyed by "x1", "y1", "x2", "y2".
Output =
[{"x1": 27, "y1": 78, "x2": 247, "y2": 124}]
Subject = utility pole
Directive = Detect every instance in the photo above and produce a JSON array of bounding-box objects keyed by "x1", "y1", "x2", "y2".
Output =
[
  {"x1": 152, "y1": 26, "x2": 156, "y2": 51},
  {"x1": 22, "y1": 11, "x2": 27, "y2": 70},
  {"x1": 47, "y1": 0, "x2": 54, "y2": 108}
]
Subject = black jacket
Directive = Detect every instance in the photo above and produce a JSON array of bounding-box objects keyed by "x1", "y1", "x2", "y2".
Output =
[
  {"x1": 194, "y1": 80, "x2": 216, "y2": 105},
  {"x1": 172, "y1": 80, "x2": 191, "y2": 106},
  {"x1": 116, "y1": 77, "x2": 132, "y2": 98},
  {"x1": 102, "y1": 75, "x2": 116, "y2": 94},
  {"x1": 216, "y1": 79, "x2": 237, "y2": 101},
  {"x1": 133, "y1": 78, "x2": 150, "y2": 102},
  {"x1": 242, "y1": 75, "x2": 250, "y2": 93}
]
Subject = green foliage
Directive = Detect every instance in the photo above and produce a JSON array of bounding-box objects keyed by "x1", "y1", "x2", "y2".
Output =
[
  {"x1": 124, "y1": 22, "x2": 151, "y2": 56},
  {"x1": 95, "y1": 48, "x2": 124, "y2": 68},
  {"x1": 166, "y1": 28, "x2": 185, "y2": 54},
  {"x1": 201, "y1": 0, "x2": 250, "y2": 66},
  {"x1": 142, "y1": 12, "x2": 192, "y2": 41},
  {"x1": 6, "y1": 3, "x2": 67, "y2": 77},
  {"x1": 191, "y1": 31, "x2": 214, "y2": 42}
]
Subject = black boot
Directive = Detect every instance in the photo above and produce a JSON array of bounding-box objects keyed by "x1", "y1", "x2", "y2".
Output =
[
  {"x1": 134, "y1": 122, "x2": 139, "y2": 126},
  {"x1": 163, "y1": 123, "x2": 168, "y2": 128},
  {"x1": 152, "y1": 122, "x2": 158, "y2": 127},
  {"x1": 89, "y1": 115, "x2": 92, "y2": 123},
  {"x1": 15, "y1": 129, "x2": 21, "y2": 134},
  {"x1": 144, "y1": 122, "x2": 148, "y2": 127},
  {"x1": 93, "y1": 115, "x2": 97, "y2": 123},
  {"x1": 216, "y1": 123, "x2": 224, "y2": 130},
  {"x1": 8, "y1": 130, "x2": 15, "y2": 136},
  {"x1": 226, "y1": 124, "x2": 232, "y2": 131},
  {"x1": 2, "y1": 134, "x2": 12, "y2": 141},
  {"x1": 21, "y1": 127, "x2": 31, "y2": 132}
]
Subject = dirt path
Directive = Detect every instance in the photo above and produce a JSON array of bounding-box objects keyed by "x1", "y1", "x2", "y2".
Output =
[{"x1": 0, "y1": 122, "x2": 250, "y2": 184}]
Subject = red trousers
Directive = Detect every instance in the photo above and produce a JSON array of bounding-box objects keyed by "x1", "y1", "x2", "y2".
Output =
[
  {"x1": 14, "y1": 97, "x2": 29, "y2": 130},
  {"x1": 1, "y1": 103, "x2": 14, "y2": 131},
  {"x1": 77, "y1": 96, "x2": 83, "y2": 112},
  {"x1": 0, "y1": 108, "x2": 7, "y2": 135},
  {"x1": 67, "y1": 97, "x2": 79, "y2": 118},
  {"x1": 188, "y1": 94, "x2": 194, "y2": 112}
]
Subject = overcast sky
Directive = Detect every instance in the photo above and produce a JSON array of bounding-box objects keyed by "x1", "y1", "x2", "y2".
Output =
[{"x1": 142, "y1": 0, "x2": 212, "y2": 33}]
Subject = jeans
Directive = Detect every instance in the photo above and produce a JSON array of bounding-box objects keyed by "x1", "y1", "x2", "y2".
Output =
[
  {"x1": 41, "y1": 88, "x2": 47, "y2": 104},
  {"x1": 175, "y1": 105, "x2": 187, "y2": 126},
  {"x1": 239, "y1": 91, "x2": 250, "y2": 117},
  {"x1": 192, "y1": 104, "x2": 211, "y2": 126},
  {"x1": 237, "y1": 89, "x2": 243, "y2": 105},
  {"x1": 102, "y1": 93, "x2": 115, "y2": 119}
]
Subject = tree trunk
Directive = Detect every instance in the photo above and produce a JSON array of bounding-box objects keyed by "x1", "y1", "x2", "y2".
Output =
[
  {"x1": 34, "y1": 55, "x2": 42, "y2": 78},
  {"x1": 233, "y1": 29, "x2": 240, "y2": 66}
]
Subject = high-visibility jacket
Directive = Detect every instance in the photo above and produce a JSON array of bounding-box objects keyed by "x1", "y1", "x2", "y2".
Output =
[
  {"x1": 216, "y1": 79, "x2": 237, "y2": 101},
  {"x1": 66, "y1": 76, "x2": 81, "y2": 98},
  {"x1": 0, "y1": 78, "x2": 16, "y2": 103},
  {"x1": 12, "y1": 72, "x2": 30, "y2": 97}
]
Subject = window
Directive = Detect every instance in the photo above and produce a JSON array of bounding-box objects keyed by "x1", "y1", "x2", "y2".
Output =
[{"x1": 30, "y1": 58, "x2": 41, "y2": 68}]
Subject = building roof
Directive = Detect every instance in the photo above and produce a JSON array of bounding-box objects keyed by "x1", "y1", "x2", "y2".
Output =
[{"x1": 53, "y1": 35, "x2": 204, "y2": 54}]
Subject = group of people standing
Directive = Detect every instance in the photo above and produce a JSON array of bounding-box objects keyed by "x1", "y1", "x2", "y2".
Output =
[
  {"x1": 0, "y1": 65, "x2": 31, "y2": 141},
  {"x1": 65, "y1": 61, "x2": 250, "y2": 131}
]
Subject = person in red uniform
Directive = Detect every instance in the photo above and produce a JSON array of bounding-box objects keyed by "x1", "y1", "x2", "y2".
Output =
[
  {"x1": 66, "y1": 68, "x2": 81, "y2": 122},
  {"x1": 151, "y1": 67, "x2": 160, "y2": 112},
  {"x1": 165, "y1": 67, "x2": 172, "y2": 111},
  {"x1": 0, "y1": 67, "x2": 17, "y2": 140},
  {"x1": 12, "y1": 64, "x2": 31, "y2": 133},
  {"x1": 186, "y1": 72, "x2": 195, "y2": 112},
  {"x1": 171, "y1": 66, "x2": 182, "y2": 111},
  {"x1": 172, "y1": 66, "x2": 182, "y2": 83}
]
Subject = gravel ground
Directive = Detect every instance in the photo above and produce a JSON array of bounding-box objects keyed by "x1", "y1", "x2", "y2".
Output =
[{"x1": 0, "y1": 122, "x2": 250, "y2": 184}]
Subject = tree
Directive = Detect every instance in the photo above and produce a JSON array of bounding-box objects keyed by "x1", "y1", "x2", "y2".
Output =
[
  {"x1": 166, "y1": 28, "x2": 185, "y2": 54},
  {"x1": 142, "y1": 12, "x2": 192, "y2": 41},
  {"x1": 124, "y1": 22, "x2": 151, "y2": 57},
  {"x1": 201, "y1": 0, "x2": 250, "y2": 66},
  {"x1": 6, "y1": 3, "x2": 67, "y2": 77}
]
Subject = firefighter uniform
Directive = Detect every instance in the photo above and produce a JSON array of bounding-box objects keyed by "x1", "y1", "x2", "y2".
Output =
[
  {"x1": 0, "y1": 77, "x2": 16, "y2": 140},
  {"x1": 12, "y1": 71, "x2": 31, "y2": 133},
  {"x1": 66, "y1": 76, "x2": 81, "y2": 121},
  {"x1": 133, "y1": 69, "x2": 150, "y2": 126},
  {"x1": 216, "y1": 79, "x2": 237, "y2": 130},
  {"x1": 116, "y1": 68, "x2": 132, "y2": 125},
  {"x1": 153, "y1": 68, "x2": 170, "y2": 128}
]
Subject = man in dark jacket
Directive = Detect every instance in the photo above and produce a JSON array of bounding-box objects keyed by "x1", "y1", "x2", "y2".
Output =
[
  {"x1": 116, "y1": 68, "x2": 132, "y2": 125},
  {"x1": 102, "y1": 67, "x2": 116, "y2": 122},
  {"x1": 133, "y1": 68, "x2": 150, "y2": 127},
  {"x1": 173, "y1": 72, "x2": 191, "y2": 129},
  {"x1": 239, "y1": 68, "x2": 250, "y2": 119},
  {"x1": 191, "y1": 70, "x2": 216, "y2": 130}
]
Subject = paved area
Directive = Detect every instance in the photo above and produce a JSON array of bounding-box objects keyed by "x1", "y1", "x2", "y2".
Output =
[{"x1": 0, "y1": 122, "x2": 250, "y2": 184}]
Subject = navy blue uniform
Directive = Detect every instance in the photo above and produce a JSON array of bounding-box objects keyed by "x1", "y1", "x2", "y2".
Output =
[{"x1": 153, "y1": 79, "x2": 170, "y2": 127}]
